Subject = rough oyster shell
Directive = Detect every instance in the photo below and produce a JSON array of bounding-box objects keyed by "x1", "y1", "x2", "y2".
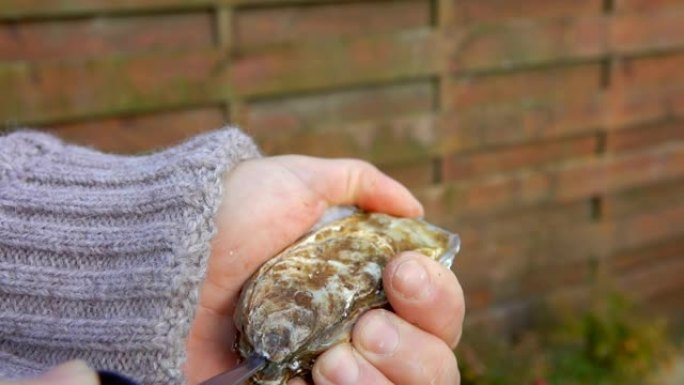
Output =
[{"x1": 234, "y1": 209, "x2": 460, "y2": 385}]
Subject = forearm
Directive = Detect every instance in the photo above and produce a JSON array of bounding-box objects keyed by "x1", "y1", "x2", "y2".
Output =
[{"x1": 0, "y1": 128, "x2": 260, "y2": 384}]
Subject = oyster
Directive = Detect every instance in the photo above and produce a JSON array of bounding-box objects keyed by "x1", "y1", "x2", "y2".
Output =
[{"x1": 234, "y1": 209, "x2": 460, "y2": 385}]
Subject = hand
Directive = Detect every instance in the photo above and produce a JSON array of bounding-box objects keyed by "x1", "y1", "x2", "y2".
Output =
[
  {"x1": 307, "y1": 251, "x2": 464, "y2": 385},
  {"x1": 184, "y1": 155, "x2": 464, "y2": 385},
  {"x1": 0, "y1": 361, "x2": 99, "y2": 385}
]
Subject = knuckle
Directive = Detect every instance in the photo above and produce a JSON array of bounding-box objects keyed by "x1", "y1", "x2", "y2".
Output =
[{"x1": 429, "y1": 349, "x2": 459, "y2": 385}]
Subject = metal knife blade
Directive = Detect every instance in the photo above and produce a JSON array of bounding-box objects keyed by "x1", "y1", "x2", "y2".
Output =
[{"x1": 199, "y1": 355, "x2": 266, "y2": 385}]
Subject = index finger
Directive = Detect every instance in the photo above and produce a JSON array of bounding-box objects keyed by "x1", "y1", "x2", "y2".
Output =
[{"x1": 280, "y1": 156, "x2": 424, "y2": 218}]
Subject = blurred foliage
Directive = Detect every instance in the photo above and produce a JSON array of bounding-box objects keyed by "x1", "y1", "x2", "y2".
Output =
[{"x1": 458, "y1": 291, "x2": 679, "y2": 385}]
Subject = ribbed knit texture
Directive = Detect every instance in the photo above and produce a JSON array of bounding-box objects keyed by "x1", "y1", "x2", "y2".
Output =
[{"x1": 0, "y1": 128, "x2": 261, "y2": 384}]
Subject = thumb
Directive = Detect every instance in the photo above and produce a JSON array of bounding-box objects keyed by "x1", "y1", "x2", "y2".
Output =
[{"x1": 39, "y1": 360, "x2": 99, "y2": 385}]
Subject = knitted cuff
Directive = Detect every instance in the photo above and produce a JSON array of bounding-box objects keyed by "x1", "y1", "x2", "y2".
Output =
[{"x1": 0, "y1": 128, "x2": 261, "y2": 384}]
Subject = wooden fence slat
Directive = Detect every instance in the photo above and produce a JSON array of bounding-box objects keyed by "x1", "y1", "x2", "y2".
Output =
[
  {"x1": 0, "y1": 0, "x2": 356, "y2": 20},
  {"x1": 0, "y1": 49, "x2": 228, "y2": 125}
]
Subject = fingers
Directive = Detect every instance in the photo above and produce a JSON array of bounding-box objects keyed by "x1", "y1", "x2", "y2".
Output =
[
  {"x1": 312, "y1": 343, "x2": 393, "y2": 385},
  {"x1": 351, "y1": 310, "x2": 460, "y2": 385},
  {"x1": 384, "y1": 251, "x2": 465, "y2": 348},
  {"x1": 280, "y1": 156, "x2": 424, "y2": 218}
]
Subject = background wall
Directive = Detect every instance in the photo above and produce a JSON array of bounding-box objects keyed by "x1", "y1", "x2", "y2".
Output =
[{"x1": 2, "y1": 0, "x2": 684, "y2": 330}]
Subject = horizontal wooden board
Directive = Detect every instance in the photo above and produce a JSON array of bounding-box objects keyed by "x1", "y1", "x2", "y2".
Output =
[
  {"x1": 611, "y1": 7, "x2": 684, "y2": 55},
  {"x1": 45, "y1": 106, "x2": 226, "y2": 154},
  {"x1": 0, "y1": 49, "x2": 228, "y2": 126},
  {"x1": 419, "y1": 142, "x2": 684, "y2": 219},
  {"x1": 244, "y1": 81, "x2": 434, "y2": 136},
  {"x1": 607, "y1": 120, "x2": 684, "y2": 153},
  {"x1": 0, "y1": 0, "x2": 356, "y2": 19},
  {"x1": 449, "y1": 16, "x2": 609, "y2": 72},
  {"x1": 234, "y1": 1, "x2": 430, "y2": 50},
  {"x1": 446, "y1": 64, "x2": 602, "y2": 110},
  {"x1": 604, "y1": 178, "x2": 684, "y2": 219},
  {"x1": 0, "y1": 13, "x2": 213, "y2": 61},
  {"x1": 443, "y1": 135, "x2": 599, "y2": 179},
  {"x1": 448, "y1": 0, "x2": 602, "y2": 24},
  {"x1": 230, "y1": 28, "x2": 439, "y2": 97}
]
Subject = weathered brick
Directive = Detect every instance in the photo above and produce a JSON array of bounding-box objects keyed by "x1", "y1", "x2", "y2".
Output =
[
  {"x1": 449, "y1": 0, "x2": 601, "y2": 25},
  {"x1": 449, "y1": 16, "x2": 608, "y2": 73},
  {"x1": 607, "y1": 121, "x2": 684, "y2": 153},
  {"x1": 611, "y1": 8, "x2": 684, "y2": 54},
  {"x1": 234, "y1": 1, "x2": 430, "y2": 49},
  {"x1": 446, "y1": 64, "x2": 601, "y2": 110},
  {"x1": 0, "y1": 13, "x2": 213, "y2": 61},
  {"x1": 45, "y1": 107, "x2": 226, "y2": 154},
  {"x1": 443, "y1": 135, "x2": 598, "y2": 180}
]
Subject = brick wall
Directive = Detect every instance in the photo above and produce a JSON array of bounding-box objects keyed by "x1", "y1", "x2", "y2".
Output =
[{"x1": 2, "y1": 0, "x2": 683, "y2": 328}]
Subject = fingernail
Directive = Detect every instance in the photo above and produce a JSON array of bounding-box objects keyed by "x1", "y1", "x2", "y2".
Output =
[
  {"x1": 319, "y1": 344, "x2": 359, "y2": 385},
  {"x1": 391, "y1": 256, "x2": 430, "y2": 300},
  {"x1": 41, "y1": 360, "x2": 98, "y2": 385},
  {"x1": 359, "y1": 311, "x2": 399, "y2": 355}
]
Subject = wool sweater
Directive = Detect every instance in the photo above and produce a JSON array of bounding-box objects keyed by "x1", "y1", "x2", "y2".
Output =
[{"x1": 0, "y1": 128, "x2": 261, "y2": 384}]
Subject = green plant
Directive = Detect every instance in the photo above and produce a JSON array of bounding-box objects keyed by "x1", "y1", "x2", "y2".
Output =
[
  {"x1": 545, "y1": 292, "x2": 676, "y2": 385},
  {"x1": 456, "y1": 291, "x2": 678, "y2": 385}
]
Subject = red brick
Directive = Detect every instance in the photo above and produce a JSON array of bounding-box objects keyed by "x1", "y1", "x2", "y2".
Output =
[
  {"x1": 449, "y1": 0, "x2": 601, "y2": 24},
  {"x1": 45, "y1": 107, "x2": 226, "y2": 153},
  {"x1": 611, "y1": 8, "x2": 684, "y2": 55},
  {"x1": 449, "y1": 16, "x2": 608, "y2": 72},
  {"x1": 443, "y1": 135, "x2": 598, "y2": 180},
  {"x1": 0, "y1": 13, "x2": 213, "y2": 61},
  {"x1": 234, "y1": 1, "x2": 430, "y2": 49},
  {"x1": 607, "y1": 121, "x2": 684, "y2": 153},
  {"x1": 446, "y1": 64, "x2": 601, "y2": 110}
]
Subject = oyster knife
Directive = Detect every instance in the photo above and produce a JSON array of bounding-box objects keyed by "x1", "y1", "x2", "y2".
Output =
[{"x1": 199, "y1": 354, "x2": 266, "y2": 385}]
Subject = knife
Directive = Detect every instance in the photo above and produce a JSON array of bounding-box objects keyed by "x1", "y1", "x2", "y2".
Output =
[{"x1": 199, "y1": 354, "x2": 267, "y2": 385}]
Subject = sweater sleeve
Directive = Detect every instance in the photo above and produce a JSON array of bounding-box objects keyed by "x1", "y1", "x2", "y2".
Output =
[{"x1": 0, "y1": 128, "x2": 261, "y2": 384}]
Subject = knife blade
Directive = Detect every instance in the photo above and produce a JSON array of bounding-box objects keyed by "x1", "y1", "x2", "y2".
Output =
[{"x1": 199, "y1": 354, "x2": 266, "y2": 385}]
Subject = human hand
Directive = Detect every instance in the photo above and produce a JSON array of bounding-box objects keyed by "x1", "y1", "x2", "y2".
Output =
[
  {"x1": 0, "y1": 361, "x2": 99, "y2": 385},
  {"x1": 305, "y1": 250, "x2": 464, "y2": 384},
  {"x1": 184, "y1": 155, "x2": 464, "y2": 384}
]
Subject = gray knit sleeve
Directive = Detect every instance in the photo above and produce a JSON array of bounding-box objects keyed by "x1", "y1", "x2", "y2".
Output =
[{"x1": 0, "y1": 128, "x2": 261, "y2": 384}]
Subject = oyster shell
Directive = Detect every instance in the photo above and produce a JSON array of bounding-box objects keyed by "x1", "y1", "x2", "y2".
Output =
[{"x1": 234, "y1": 209, "x2": 460, "y2": 385}]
